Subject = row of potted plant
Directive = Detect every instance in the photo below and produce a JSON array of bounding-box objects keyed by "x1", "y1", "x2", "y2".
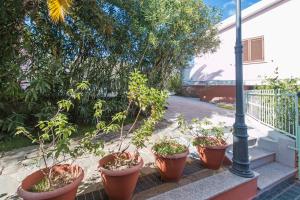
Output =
[
  {"x1": 152, "y1": 117, "x2": 229, "y2": 183},
  {"x1": 15, "y1": 71, "x2": 229, "y2": 200}
]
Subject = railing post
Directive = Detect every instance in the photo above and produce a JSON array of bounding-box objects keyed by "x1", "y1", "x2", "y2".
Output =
[{"x1": 296, "y1": 92, "x2": 300, "y2": 178}]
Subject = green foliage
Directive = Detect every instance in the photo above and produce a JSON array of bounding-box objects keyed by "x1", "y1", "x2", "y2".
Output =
[
  {"x1": 30, "y1": 177, "x2": 51, "y2": 192},
  {"x1": 30, "y1": 178, "x2": 50, "y2": 192},
  {"x1": 216, "y1": 103, "x2": 235, "y2": 110},
  {"x1": 152, "y1": 139, "x2": 187, "y2": 156},
  {"x1": 13, "y1": 70, "x2": 167, "y2": 181},
  {"x1": 0, "y1": 136, "x2": 32, "y2": 152},
  {"x1": 255, "y1": 68, "x2": 299, "y2": 133},
  {"x1": 129, "y1": 71, "x2": 169, "y2": 149},
  {"x1": 257, "y1": 67, "x2": 299, "y2": 93},
  {"x1": 86, "y1": 71, "x2": 168, "y2": 151},
  {"x1": 0, "y1": 0, "x2": 220, "y2": 140},
  {"x1": 167, "y1": 72, "x2": 183, "y2": 94},
  {"x1": 177, "y1": 116, "x2": 227, "y2": 147},
  {"x1": 15, "y1": 81, "x2": 104, "y2": 190}
]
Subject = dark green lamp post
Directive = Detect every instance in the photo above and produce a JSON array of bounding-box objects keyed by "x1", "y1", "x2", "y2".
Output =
[{"x1": 229, "y1": 0, "x2": 255, "y2": 178}]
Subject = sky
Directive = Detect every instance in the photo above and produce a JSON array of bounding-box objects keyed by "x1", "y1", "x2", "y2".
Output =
[{"x1": 204, "y1": 0, "x2": 261, "y2": 20}]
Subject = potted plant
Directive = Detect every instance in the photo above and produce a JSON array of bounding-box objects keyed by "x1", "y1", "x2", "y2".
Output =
[
  {"x1": 15, "y1": 71, "x2": 167, "y2": 200},
  {"x1": 178, "y1": 117, "x2": 228, "y2": 170},
  {"x1": 93, "y1": 71, "x2": 168, "y2": 200},
  {"x1": 16, "y1": 82, "x2": 104, "y2": 200},
  {"x1": 152, "y1": 138, "x2": 188, "y2": 181}
]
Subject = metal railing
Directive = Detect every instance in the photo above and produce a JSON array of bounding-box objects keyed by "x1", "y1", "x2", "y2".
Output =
[
  {"x1": 245, "y1": 90, "x2": 299, "y2": 139},
  {"x1": 245, "y1": 89, "x2": 300, "y2": 177}
]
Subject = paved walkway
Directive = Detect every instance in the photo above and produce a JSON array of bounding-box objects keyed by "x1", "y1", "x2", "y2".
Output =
[{"x1": 164, "y1": 96, "x2": 234, "y2": 124}]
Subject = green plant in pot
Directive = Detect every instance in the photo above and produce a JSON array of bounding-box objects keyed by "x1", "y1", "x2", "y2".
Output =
[
  {"x1": 16, "y1": 71, "x2": 167, "y2": 200},
  {"x1": 152, "y1": 138, "x2": 189, "y2": 181},
  {"x1": 178, "y1": 116, "x2": 228, "y2": 170},
  {"x1": 16, "y1": 82, "x2": 104, "y2": 200},
  {"x1": 95, "y1": 71, "x2": 168, "y2": 200}
]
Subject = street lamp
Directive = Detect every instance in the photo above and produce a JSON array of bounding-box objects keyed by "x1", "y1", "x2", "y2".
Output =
[{"x1": 229, "y1": 0, "x2": 255, "y2": 178}]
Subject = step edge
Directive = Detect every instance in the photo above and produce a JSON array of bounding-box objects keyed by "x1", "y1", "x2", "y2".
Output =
[
  {"x1": 226, "y1": 149, "x2": 276, "y2": 162},
  {"x1": 250, "y1": 151, "x2": 276, "y2": 162},
  {"x1": 256, "y1": 167, "x2": 297, "y2": 191},
  {"x1": 250, "y1": 156, "x2": 275, "y2": 170},
  {"x1": 148, "y1": 170, "x2": 259, "y2": 200}
]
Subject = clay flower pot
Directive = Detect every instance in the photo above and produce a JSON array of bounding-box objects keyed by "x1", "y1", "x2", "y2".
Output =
[
  {"x1": 153, "y1": 149, "x2": 189, "y2": 182},
  {"x1": 98, "y1": 152, "x2": 143, "y2": 200},
  {"x1": 195, "y1": 137, "x2": 228, "y2": 170},
  {"x1": 17, "y1": 164, "x2": 84, "y2": 200}
]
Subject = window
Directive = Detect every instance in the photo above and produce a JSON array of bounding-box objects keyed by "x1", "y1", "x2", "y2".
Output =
[{"x1": 243, "y1": 36, "x2": 264, "y2": 63}]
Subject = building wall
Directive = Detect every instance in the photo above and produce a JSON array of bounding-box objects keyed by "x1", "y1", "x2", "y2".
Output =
[
  {"x1": 183, "y1": 0, "x2": 300, "y2": 85},
  {"x1": 181, "y1": 85, "x2": 252, "y2": 103}
]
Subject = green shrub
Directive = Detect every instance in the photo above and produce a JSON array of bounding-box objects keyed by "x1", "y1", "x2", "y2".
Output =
[
  {"x1": 257, "y1": 67, "x2": 299, "y2": 93},
  {"x1": 177, "y1": 116, "x2": 227, "y2": 147},
  {"x1": 167, "y1": 73, "x2": 183, "y2": 94},
  {"x1": 152, "y1": 139, "x2": 187, "y2": 156}
]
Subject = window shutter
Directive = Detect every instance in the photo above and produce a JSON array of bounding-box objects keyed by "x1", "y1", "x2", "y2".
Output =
[
  {"x1": 243, "y1": 40, "x2": 249, "y2": 62},
  {"x1": 250, "y1": 37, "x2": 264, "y2": 61}
]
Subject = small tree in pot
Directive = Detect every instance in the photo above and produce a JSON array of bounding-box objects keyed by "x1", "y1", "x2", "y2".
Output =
[
  {"x1": 178, "y1": 116, "x2": 228, "y2": 170},
  {"x1": 16, "y1": 82, "x2": 104, "y2": 200},
  {"x1": 94, "y1": 71, "x2": 168, "y2": 200},
  {"x1": 152, "y1": 138, "x2": 188, "y2": 182},
  {"x1": 15, "y1": 71, "x2": 168, "y2": 200}
]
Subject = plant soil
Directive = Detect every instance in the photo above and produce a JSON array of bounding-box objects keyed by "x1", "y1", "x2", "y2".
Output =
[
  {"x1": 30, "y1": 166, "x2": 80, "y2": 192},
  {"x1": 103, "y1": 153, "x2": 139, "y2": 170}
]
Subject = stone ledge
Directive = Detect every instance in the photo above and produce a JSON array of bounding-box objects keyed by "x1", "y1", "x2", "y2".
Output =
[{"x1": 149, "y1": 170, "x2": 259, "y2": 200}]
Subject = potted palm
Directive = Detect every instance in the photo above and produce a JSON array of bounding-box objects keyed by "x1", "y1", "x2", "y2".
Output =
[
  {"x1": 16, "y1": 82, "x2": 104, "y2": 200},
  {"x1": 178, "y1": 117, "x2": 228, "y2": 170},
  {"x1": 94, "y1": 71, "x2": 168, "y2": 200},
  {"x1": 152, "y1": 138, "x2": 188, "y2": 181}
]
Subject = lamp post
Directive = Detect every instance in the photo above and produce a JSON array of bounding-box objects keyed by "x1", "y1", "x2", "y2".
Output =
[{"x1": 229, "y1": 0, "x2": 255, "y2": 178}]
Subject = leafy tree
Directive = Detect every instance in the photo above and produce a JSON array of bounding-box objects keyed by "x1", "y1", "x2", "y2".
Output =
[{"x1": 0, "y1": 0, "x2": 220, "y2": 138}]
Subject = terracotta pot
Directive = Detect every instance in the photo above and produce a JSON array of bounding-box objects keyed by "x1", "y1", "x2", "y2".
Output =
[
  {"x1": 17, "y1": 164, "x2": 84, "y2": 200},
  {"x1": 195, "y1": 137, "x2": 228, "y2": 170},
  {"x1": 153, "y1": 149, "x2": 189, "y2": 182},
  {"x1": 98, "y1": 152, "x2": 143, "y2": 200}
]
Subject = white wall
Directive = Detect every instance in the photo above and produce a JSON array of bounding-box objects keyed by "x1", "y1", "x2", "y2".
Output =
[{"x1": 184, "y1": 0, "x2": 300, "y2": 85}]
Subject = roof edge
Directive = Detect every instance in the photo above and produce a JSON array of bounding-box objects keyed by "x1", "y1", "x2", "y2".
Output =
[{"x1": 218, "y1": 0, "x2": 287, "y2": 33}]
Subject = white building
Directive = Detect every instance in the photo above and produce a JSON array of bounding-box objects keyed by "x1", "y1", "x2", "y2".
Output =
[{"x1": 182, "y1": 0, "x2": 300, "y2": 102}]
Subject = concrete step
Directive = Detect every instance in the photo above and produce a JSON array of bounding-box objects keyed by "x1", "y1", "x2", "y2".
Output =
[
  {"x1": 255, "y1": 162, "x2": 297, "y2": 192},
  {"x1": 226, "y1": 136, "x2": 257, "y2": 150},
  {"x1": 226, "y1": 146, "x2": 275, "y2": 169},
  {"x1": 248, "y1": 136, "x2": 258, "y2": 147},
  {"x1": 257, "y1": 136, "x2": 278, "y2": 153},
  {"x1": 257, "y1": 135, "x2": 296, "y2": 168},
  {"x1": 148, "y1": 170, "x2": 259, "y2": 200}
]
